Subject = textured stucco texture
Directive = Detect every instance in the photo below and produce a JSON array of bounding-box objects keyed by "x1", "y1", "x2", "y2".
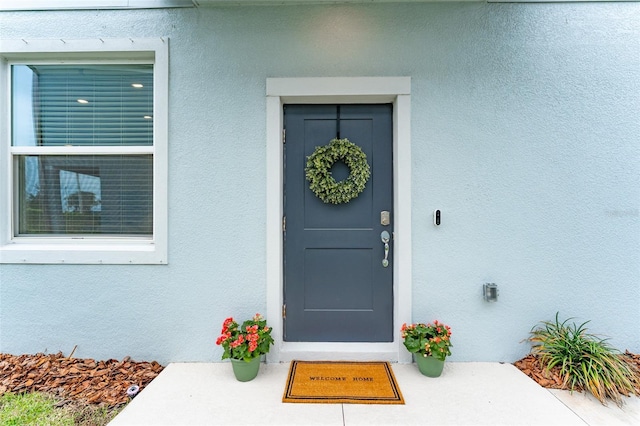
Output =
[{"x1": 0, "y1": 3, "x2": 638, "y2": 363}]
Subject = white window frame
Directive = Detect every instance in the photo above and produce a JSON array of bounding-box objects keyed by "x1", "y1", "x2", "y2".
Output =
[{"x1": 0, "y1": 38, "x2": 168, "y2": 264}]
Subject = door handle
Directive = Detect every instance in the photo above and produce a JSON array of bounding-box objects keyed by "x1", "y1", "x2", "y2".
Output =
[{"x1": 380, "y1": 231, "x2": 390, "y2": 268}]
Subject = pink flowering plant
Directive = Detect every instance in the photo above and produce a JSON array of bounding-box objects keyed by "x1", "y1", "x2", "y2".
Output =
[
  {"x1": 401, "y1": 320, "x2": 453, "y2": 361},
  {"x1": 216, "y1": 314, "x2": 274, "y2": 362}
]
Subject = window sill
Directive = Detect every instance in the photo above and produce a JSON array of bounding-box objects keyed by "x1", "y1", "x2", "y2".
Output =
[{"x1": 0, "y1": 240, "x2": 166, "y2": 264}]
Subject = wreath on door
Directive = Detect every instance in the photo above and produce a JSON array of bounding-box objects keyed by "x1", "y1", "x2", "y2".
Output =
[{"x1": 305, "y1": 138, "x2": 371, "y2": 204}]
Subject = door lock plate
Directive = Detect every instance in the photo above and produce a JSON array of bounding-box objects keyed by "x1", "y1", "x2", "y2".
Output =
[{"x1": 381, "y1": 211, "x2": 390, "y2": 226}]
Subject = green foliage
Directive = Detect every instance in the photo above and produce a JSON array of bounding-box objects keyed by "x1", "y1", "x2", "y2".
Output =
[
  {"x1": 305, "y1": 138, "x2": 371, "y2": 204},
  {"x1": 216, "y1": 313, "x2": 275, "y2": 361},
  {"x1": 401, "y1": 321, "x2": 453, "y2": 361},
  {"x1": 0, "y1": 392, "x2": 69, "y2": 426},
  {"x1": 0, "y1": 392, "x2": 122, "y2": 426},
  {"x1": 529, "y1": 313, "x2": 640, "y2": 405}
]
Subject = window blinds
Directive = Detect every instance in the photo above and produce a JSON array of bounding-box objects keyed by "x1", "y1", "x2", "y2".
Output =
[
  {"x1": 12, "y1": 64, "x2": 154, "y2": 236},
  {"x1": 13, "y1": 64, "x2": 154, "y2": 147}
]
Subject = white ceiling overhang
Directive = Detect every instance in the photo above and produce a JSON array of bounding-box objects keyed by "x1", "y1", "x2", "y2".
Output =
[
  {"x1": 193, "y1": 0, "x2": 481, "y2": 5},
  {"x1": 193, "y1": 0, "x2": 636, "y2": 4},
  {"x1": 0, "y1": 0, "x2": 482, "y2": 10},
  {"x1": 0, "y1": 0, "x2": 194, "y2": 11},
  {"x1": 1, "y1": 0, "x2": 634, "y2": 10}
]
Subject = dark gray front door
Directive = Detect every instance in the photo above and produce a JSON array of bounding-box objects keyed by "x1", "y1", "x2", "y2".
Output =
[{"x1": 283, "y1": 104, "x2": 393, "y2": 342}]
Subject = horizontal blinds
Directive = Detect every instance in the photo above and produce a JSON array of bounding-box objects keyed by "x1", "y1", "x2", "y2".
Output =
[
  {"x1": 17, "y1": 155, "x2": 153, "y2": 236},
  {"x1": 12, "y1": 64, "x2": 154, "y2": 147},
  {"x1": 12, "y1": 63, "x2": 155, "y2": 237}
]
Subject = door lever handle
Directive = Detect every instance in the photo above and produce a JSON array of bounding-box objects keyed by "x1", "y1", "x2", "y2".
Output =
[{"x1": 380, "y1": 231, "x2": 390, "y2": 268}]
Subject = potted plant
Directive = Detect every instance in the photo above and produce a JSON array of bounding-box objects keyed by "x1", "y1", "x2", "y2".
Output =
[
  {"x1": 215, "y1": 313, "x2": 274, "y2": 381},
  {"x1": 401, "y1": 320, "x2": 452, "y2": 377}
]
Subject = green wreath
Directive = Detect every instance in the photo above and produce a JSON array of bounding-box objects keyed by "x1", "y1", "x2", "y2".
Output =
[{"x1": 305, "y1": 138, "x2": 371, "y2": 204}]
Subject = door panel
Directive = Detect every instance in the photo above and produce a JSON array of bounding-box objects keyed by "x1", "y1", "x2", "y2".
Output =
[
  {"x1": 304, "y1": 248, "x2": 373, "y2": 310},
  {"x1": 284, "y1": 104, "x2": 393, "y2": 342}
]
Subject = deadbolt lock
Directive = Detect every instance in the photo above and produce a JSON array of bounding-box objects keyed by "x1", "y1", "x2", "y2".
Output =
[{"x1": 381, "y1": 211, "x2": 390, "y2": 226}]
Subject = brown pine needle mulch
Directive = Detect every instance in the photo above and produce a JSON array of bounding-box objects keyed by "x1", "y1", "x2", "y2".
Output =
[
  {"x1": 514, "y1": 350, "x2": 640, "y2": 394},
  {"x1": 0, "y1": 352, "x2": 164, "y2": 408}
]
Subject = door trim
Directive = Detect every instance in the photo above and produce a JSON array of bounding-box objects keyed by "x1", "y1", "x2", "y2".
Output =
[{"x1": 266, "y1": 77, "x2": 412, "y2": 363}]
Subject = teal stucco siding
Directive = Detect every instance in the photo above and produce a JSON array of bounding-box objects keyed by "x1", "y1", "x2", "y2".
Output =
[{"x1": 0, "y1": 3, "x2": 638, "y2": 363}]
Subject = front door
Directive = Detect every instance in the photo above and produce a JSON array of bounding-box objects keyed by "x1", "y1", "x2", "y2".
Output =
[{"x1": 283, "y1": 104, "x2": 393, "y2": 342}]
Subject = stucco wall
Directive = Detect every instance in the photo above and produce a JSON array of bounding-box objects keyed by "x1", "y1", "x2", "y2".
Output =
[{"x1": 0, "y1": 3, "x2": 638, "y2": 364}]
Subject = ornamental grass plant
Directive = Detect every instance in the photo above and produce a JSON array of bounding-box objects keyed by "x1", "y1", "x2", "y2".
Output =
[{"x1": 529, "y1": 313, "x2": 640, "y2": 405}]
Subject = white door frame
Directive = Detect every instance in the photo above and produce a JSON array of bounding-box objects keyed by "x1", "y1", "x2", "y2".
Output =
[{"x1": 266, "y1": 77, "x2": 412, "y2": 363}]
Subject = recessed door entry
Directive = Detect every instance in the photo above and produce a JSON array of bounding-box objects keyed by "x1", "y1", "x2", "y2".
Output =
[{"x1": 283, "y1": 104, "x2": 394, "y2": 342}]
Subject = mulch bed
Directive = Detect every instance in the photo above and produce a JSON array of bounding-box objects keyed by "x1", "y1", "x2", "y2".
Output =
[
  {"x1": 0, "y1": 352, "x2": 164, "y2": 408},
  {"x1": 514, "y1": 350, "x2": 640, "y2": 394},
  {"x1": 2, "y1": 350, "x2": 639, "y2": 408}
]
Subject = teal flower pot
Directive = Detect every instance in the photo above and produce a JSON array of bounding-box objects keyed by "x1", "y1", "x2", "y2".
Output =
[
  {"x1": 230, "y1": 357, "x2": 261, "y2": 382},
  {"x1": 415, "y1": 354, "x2": 445, "y2": 377}
]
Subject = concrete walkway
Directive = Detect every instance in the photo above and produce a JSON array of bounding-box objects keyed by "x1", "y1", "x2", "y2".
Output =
[{"x1": 109, "y1": 362, "x2": 640, "y2": 426}]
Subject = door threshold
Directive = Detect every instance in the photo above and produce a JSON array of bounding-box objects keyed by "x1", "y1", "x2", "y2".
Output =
[{"x1": 272, "y1": 342, "x2": 400, "y2": 363}]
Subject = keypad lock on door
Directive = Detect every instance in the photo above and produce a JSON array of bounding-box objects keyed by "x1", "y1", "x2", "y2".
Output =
[
  {"x1": 380, "y1": 231, "x2": 390, "y2": 268},
  {"x1": 381, "y1": 211, "x2": 390, "y2": 226}
]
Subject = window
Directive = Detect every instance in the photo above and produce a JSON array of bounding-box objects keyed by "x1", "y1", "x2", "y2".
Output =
[{"x1": 0, "y1": 38, "x2": 168, "y2": 264}]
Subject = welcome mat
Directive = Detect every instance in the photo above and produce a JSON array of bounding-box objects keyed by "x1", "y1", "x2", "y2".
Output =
[{"x1": 282, "y1": 361, "x2": 404, "y2": 404}]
